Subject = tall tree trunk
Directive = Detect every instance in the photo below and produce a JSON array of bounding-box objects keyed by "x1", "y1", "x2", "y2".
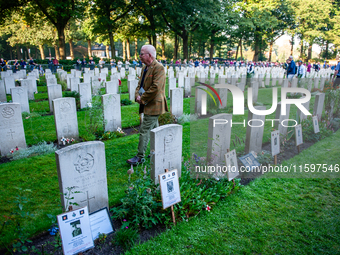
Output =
[
  {"x1": 16, "y1": 45, "x2": 21, "y2": 59},
  {"x1": 189, "y1": 33, "x2": 192, "y2": 58},
  {"x1": 134, "y1": 37, "x2": 138, "y2": 59},
  {"x1": 182, "y1": 30, "x2": 189, "y2": 60},
  {"x1": 69, "y1": 40, "x2": 74, "y2": 60},
  {"x1": 174, "y1": 34, "x2": 178, "y2": 59},
  {"x1": 106, "y1": 45, "x2": 110, "y2": 58},
  {"x1": 28, "y1": 48, "x2": 31, "y2": 59},
  {"x1": 152, "y1": 34, "x2": 157, "y2": 48},
  {"x1": 109, "y1": 32, "x2": 115, "y2": 59},
  {"x1": 290, "y1": 35, "x2": 294, "y2": 56},
  {"x1": 39, "y1": 44, "x2": 45, "y2": 60},
  {"x1": 35, "y1": 47, "x2": 38, "y2": 59},
  {"x1": 147, "y1": 36, "x2": 151, "y2": 44},
  {"x1": 87, "y1": 39, "x2": 92, "y2": 57},
  {"x1": 57, "y1": 26, "x2": 66, "y2": 60},
  {"x1": 300, "y1": 39, "x2": 304, "y2": 59},
  {"x1": 269, "y1": 41, "x2": 273, "y2": 62},
  {"x1": 240, "y1": 40, "x2": 243, "y2": 60},
  {"x1": 162, "y1": 33, "x2": 165, "y2": 59},
  {"x1": 122, "y1": 39, "x2": 126, "y2": 61},
  {"x1": 9, "y1": 46, "x2": 13, "y2": 60},
  {"x1": 308, "y1": 43, "x2": 312, "y2": 60},
  {"x1": 209, "y1": 33, "x2": 215, "y2": 62},
  {"x1": 219, "y1": 42, "x2": 222, "y2": 58},
  {"x1": 325, "y1": 40, "x2": 329, "y2": 59},
  {"x1": 253, "y1": 31, "x2": 260, "y2": 62},
  {"x1": 198, "y1": 38, "x2": 201, "y2": 58},
  {"x1": 126, "y1": 38, "x2": 130, "y2": 60},
  {"x1": 235, "y1": 44, "x2": 239, "y2": 60},
  {"x1": 54, "y1": 45, "x2": 60, "y2": 60}
]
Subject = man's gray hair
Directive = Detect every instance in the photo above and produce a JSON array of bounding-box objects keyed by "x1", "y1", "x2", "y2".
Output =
[
  {"x1": 289, "y1": 55, "x2": 293, "y2": 59},
  {"x1": 141, "y1": 45, "x2": 156, "y2": 59}
]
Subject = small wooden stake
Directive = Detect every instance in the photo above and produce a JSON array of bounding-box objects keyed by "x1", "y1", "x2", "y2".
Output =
[
  {"x1": 232, "y1": 179, "x2": 235, "y2": 189},
  {"x1": 274, "y1": 155, "x2": 277, "y2": 165},
  {"x1": 165, "y1": 169, "x2": 176, "y2": 226},
  {"x1": 297, "y1": 145, "x2": 300, "y2": 154}
]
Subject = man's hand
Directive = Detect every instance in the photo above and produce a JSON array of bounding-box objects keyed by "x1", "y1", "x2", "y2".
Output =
[{"x1": 136, "y1": 95, "x2": 141, "y2": 104}]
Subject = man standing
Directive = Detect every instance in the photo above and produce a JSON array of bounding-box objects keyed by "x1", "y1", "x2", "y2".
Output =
[
  {"x1": 297, "y1": 60, "x2": 306, "y2": 78},
  {"x1": 287, "y1": 56, "x2": 296, "y2": 87},
  {"x1": 127, "y1": 45, "x2": 168, "y2": 165},
  {"x1": 0, "y1": 58, "x2": 7, "y2": 71},
  {"x1": 333, "y1": 61, "x2": 340, "y2": 88},
  {"x1": 28, "y1": 57, "x2": 36, "y2": 71}
]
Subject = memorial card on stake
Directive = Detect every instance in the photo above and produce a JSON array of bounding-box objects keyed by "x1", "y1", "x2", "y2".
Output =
[
  {"x1": 57, "y1": 207, "x2": 94, "y2": 255},
  {"x1": 271, "y1": 130, "x2": 280, "y2": 156},
  {"x1": 159, "y1": 169, "x2": 181, "y2": 209},
  {"x1": 295, "y1": 124, "x2": 303, "y2": 146},
  {"x1": 313, "y1": 116, "x2": 320, "y2": 133}
]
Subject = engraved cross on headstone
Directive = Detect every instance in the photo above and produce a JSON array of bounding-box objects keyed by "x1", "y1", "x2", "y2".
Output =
[
  {"x1": 7, "y1": 129, "x2": 15, "y2": 139},
  {"x1": 80, "y1": 191, "x2": 95, "y2": 212}
]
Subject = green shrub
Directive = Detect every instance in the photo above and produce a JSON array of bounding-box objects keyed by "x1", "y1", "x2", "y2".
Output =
[
  {"x1": 177, "y1": 113, "x2": 198, "y2": 124},
  {"x1": 9, "y1": 141, "x2": 57, "y2": 160},
  {"x1": 301, "y1": 116, "x2": 334, "y2": 142},
  {"x1": 158, "y1": 112, "x2": 176, "y2": 126},
  {"x1": 114, "y1": 226, "x2": 139, "y2": 250},
  {"x1": 121, "y1": 99, "x2": 132, "y2": 105}
]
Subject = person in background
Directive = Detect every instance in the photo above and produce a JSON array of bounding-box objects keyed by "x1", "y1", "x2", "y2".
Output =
[
  {"x1": 76, "y1": 59, "x2": 81, "y2": 71},
  {"x1": 132, "y1": 59, "x2": 137, "y2": 68},
  {"x1": 38, "y1": 64, "x2": 44, "y2": 76},
  {"x1": 194, "y1": 59, "x2": 199, "y2": 67},
  {"x1": 81, "y1": 58, "x2": 87, "y2": 72},
  {"x1": 12, "y1": 59, "x2": 20, "y2": 73},
  {"x1": 117, "y1": 59, "x2": 122, "y2": 71},
  {"x1": 307, "y1": 62, "x2": 312, "y2": 73},
  {"x1": 28, "y1": 57, "x2": 36, "y2": 71},
  {"x1": 52, "y1": 58, "x2": 59, "y2": 73},
  {"x1": 125, "y1": 59, "x2": 130, "y2": 69},
  {"x1": 20, "y1": 59, "x2": 26, "y2": 70},
  {"x1": 333, "y1": 61, "x2": 340, "y2": 88},
  {"x1": 0, "y1": 58, "x2": 7, "y2": 71},
  {"x1": 287, "y1": 56, "x2": 296, "y2": 87},
  {"x1": 48, "y1": 57, "x2": 54, "y2": 72},
  {"x1": 99, "y1": 58, "x2": 105, "y2": 69},
  {"x1": 89, "y1": 57, "x2": 95, "y2": 70},
  {"x1": 127, "y1": 45, "x2": 168, "y2": 165}
]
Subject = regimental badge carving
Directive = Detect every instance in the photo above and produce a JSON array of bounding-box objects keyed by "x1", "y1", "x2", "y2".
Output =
[
  {"x1": 60, "y1": 101, "x2": 71, "y2": 113},
  {"x1": 74, "y1": 153, "x2": 94, "y2": 173},
  {"x1": 164, "y1": 132, "x2": 174, "y2": 144},
  {"x1": 16, "y1": 88, "x2": 24, "y2": 96},
  {"x1": 2, "y1": 106, "x2": 15, "y2": 118}
]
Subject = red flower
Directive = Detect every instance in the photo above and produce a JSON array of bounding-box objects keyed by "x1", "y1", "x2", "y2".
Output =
[{"x1": 206, "y1": 205, "x2": 211, "y2": 211}]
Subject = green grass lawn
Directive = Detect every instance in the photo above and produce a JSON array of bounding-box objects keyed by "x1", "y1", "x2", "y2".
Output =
[
  {"x1": 0, "y1": 76, "x2": 333, "y2": 251},
  {"x1": 126, "y1": 131, "x2": 340, "y2": 255}
]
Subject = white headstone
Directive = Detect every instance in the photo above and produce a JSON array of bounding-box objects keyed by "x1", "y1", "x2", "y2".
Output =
[
  {"x1": 102, "y1": 94, "x2": 121, "y2": 132},
  {"x1": 83, "y1": 73, "x2": 91, "y2": 84},
  {"x1": 313, "y1": 93, "x2": 325, "y2": 121},
  {"x1": 207, "y1": 114, "x2": 232, "y2": 174},
  {"x1": 55, "y1": 141, "x2": 108, "y2": 213},
  {"x1": 275, "y1": 102, "x2": 291, "y2": 136},
  {"x1": 0, "y1": 80, "x2": 6, "y2": 102},
  {"x1": 184, "y1": 77, "x2": 191, "y2": 97},
  {"x1": 150, "y1": 124, "x2": 183, "y2": 184},
  {"x1": 70, "y1": 77, "x2": 80, "y2": 93},
  {"x1": 245, "y1": 106, "x2": 266, "y2": 153},
  {"x1": 21, "y1": 79, "x2": 36, "y2": 100},
  {"x1": 53, "y1": 98, "x2": 79, "y2": 144},
  {"x1": 78, "y1": 83, "x2": 92, "y2": 109},
  {"x1": 46, "y1": 77, "x2": 58, "y2": 86},
  {"x1": 4, "y1": 77, "x2": 15, "y2": 94},
  {"x1": 129, "y1": 80, "x2": 138, "y2": 101},
  {"x1": 47, "y1": 84, "x2": 62, "y2": 113},
  {"x1": 0, "y1": 103, "x2": 26, "y2": 156},
  {"x1": 170, "y1": 88, "x2": 183, "y2": 117},
  {"x1": 168, "y1": 78, "x2": 176, "y2": 97},
  {"x1": 11, "y1": 87, "x2": 30, "y2": 113},
  {"x1": 105, "y1": 81, "x2": 119, "y2": 94}
]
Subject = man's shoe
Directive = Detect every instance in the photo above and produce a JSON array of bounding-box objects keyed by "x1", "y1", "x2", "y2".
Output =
[{"x1": 127, "y1": 156, "x2": 142, "y2": 165}]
